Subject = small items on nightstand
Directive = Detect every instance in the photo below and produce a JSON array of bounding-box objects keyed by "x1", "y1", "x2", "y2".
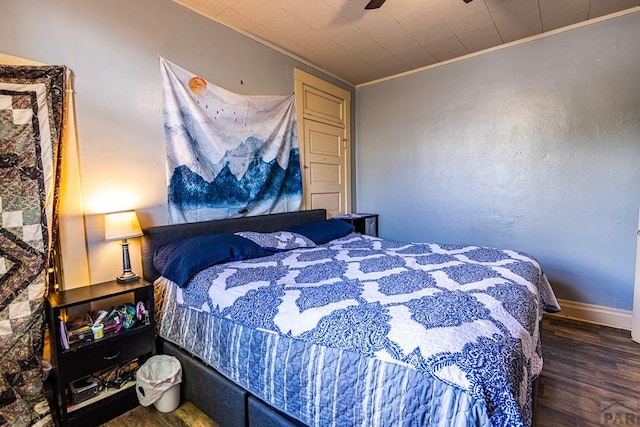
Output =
[{"x1": 104, "y1": 210, "x2": 143, "y2": 283}]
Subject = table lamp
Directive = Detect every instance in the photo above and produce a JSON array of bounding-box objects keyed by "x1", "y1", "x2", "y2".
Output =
[{"x1": 104, "y1": 210, "x2": 143, "y2": 283}]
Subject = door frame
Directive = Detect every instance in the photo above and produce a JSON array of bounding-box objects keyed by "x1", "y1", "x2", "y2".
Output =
[{"x1": 631, "y1": 208, "x2": 640, "y2": 342}]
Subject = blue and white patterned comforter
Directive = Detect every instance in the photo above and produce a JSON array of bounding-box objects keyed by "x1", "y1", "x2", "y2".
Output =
[{"x1": 172, "y1": 234, "x2": 560, "y2": 426}]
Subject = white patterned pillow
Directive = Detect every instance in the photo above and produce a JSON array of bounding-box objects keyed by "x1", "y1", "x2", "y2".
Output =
[{"x1": 235, "y1": 231, "x2": 316, "y2": 251}]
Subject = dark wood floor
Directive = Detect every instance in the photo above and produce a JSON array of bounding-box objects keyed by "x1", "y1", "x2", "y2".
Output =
[
  {"x1": 100, "y1": 400, "x2": 217, "y2": 427},
  {"x1": 103, "y1": 317, "x2": 640, "y2": 426},
  {"x1": 535, "y1": 316, "x2": 640, "y2": 426}
]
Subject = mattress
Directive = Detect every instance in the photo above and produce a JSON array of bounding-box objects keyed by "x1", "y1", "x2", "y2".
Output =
[{"x1": 155, "y1": 233, "x2": 560, "y2": 426}]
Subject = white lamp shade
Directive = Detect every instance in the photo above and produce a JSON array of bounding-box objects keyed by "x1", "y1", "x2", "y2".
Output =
[{"x1": 104, "y1": 210, "x2": 143, "y2": 241}]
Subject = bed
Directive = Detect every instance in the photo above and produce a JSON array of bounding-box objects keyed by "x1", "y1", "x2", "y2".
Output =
[{"x1": 141, "y1": 209, "x2": 560, "y2": 427}]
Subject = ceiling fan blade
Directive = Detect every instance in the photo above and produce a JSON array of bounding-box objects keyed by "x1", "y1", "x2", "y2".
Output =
[{"x1": 365, "y1": 0, "x2": 386, "y2": 9}]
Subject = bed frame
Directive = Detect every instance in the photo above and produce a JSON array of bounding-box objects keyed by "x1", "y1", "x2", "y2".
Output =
[
  {"x1": 141, "y1": 208, "x2": 540, "y2": 426},
  {"x1": 141, "y1": 209, "x2": 326, "y2": 426}
]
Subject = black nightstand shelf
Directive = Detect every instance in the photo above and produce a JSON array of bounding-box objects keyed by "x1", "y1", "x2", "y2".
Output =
[
  {"x1": 47, "y1": 280, "x2": 156, "y2": 427},
  {"x1": 335, "y1": 213, "x2": 379, "y2": 237}
]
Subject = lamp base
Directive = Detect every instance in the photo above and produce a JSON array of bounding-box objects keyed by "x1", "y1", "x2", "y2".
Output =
[{"x1": 116, "y1": 273, "x2": 140, "y2": 284}]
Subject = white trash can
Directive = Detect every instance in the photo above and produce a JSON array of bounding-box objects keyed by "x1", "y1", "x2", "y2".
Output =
[
  {"x1": 136, "y1": 355, "x2": 182, "y2": 413},
  {"x1": 153, "y1": 382, "x2": 181, "y2": 413}
]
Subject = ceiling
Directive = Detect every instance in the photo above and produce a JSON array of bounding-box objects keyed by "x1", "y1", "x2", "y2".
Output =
[{"x1": 174, "y1": 0, "x2": 640, "y2": 86}]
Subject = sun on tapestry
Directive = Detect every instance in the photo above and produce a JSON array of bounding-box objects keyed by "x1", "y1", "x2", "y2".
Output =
[{"x1": 160, "y1": 57, "x2": 302, "y2": 224}]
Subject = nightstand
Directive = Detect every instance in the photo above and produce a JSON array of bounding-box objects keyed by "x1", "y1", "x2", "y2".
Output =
[
  {"x1": 335, "y1": 213, "x2": 379, "y2": 237},
  {"x1": 47, "y1": 280, "x2": 155, "y2": 427}
]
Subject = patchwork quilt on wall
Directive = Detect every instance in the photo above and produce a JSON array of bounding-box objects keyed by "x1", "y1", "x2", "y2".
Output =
[
  {"x1": 160, "y1": 57, "x2": 302, "y2": 224},
  {"x1": 0, "y1": 65, "x2": 66, "y2": 426}
]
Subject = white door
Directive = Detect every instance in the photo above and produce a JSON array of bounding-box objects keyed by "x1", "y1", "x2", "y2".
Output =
[{"x1": 295, "y1": 69, "x2": 351, "y2": 217}]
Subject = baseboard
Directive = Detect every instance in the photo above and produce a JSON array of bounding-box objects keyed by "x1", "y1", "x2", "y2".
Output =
[{"x1": 546, "y1": 298, "x2": 632, "y2": 330}]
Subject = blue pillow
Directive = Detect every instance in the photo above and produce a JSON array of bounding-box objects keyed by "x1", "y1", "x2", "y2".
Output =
[
  {"x1": 153, "y1": 233, "x2": 273, "y2": 288},
  {"x1": 285, "y1": 219, "x2": 355, "y2": 245}
]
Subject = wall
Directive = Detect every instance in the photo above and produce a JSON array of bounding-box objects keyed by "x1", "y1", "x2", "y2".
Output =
[
  {"x1": 0, "y1": 0, "x2": 354, "y2": 288},
  {"x1": 356, "y1": 12, "x2": 640, "y2": 311}
]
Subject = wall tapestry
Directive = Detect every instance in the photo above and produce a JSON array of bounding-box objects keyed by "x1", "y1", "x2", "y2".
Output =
[
  {"x1": 0, "y1": 65, "x2": 66, "y2": 426},
  {"x1": 160, "y1": 57, "x2": 302, "y2": 224}
]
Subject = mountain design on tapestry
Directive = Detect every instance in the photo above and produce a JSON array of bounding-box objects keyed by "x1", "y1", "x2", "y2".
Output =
[
  {"x1": 161, "y1": 57, "x2": 302, "y2": 222},
  {"x1": 168, "y1": 141, "x2": 302, "y2": 215}
]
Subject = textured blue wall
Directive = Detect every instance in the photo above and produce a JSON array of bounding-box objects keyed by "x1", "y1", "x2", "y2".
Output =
[{"x1": 355, "y1": 12, "x2": 640, "y2": 310}]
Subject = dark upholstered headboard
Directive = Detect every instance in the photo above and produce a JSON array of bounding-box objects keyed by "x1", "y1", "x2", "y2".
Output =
[{"x1": 140, "y1": 209, "x2": 327, "y2": 283}]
